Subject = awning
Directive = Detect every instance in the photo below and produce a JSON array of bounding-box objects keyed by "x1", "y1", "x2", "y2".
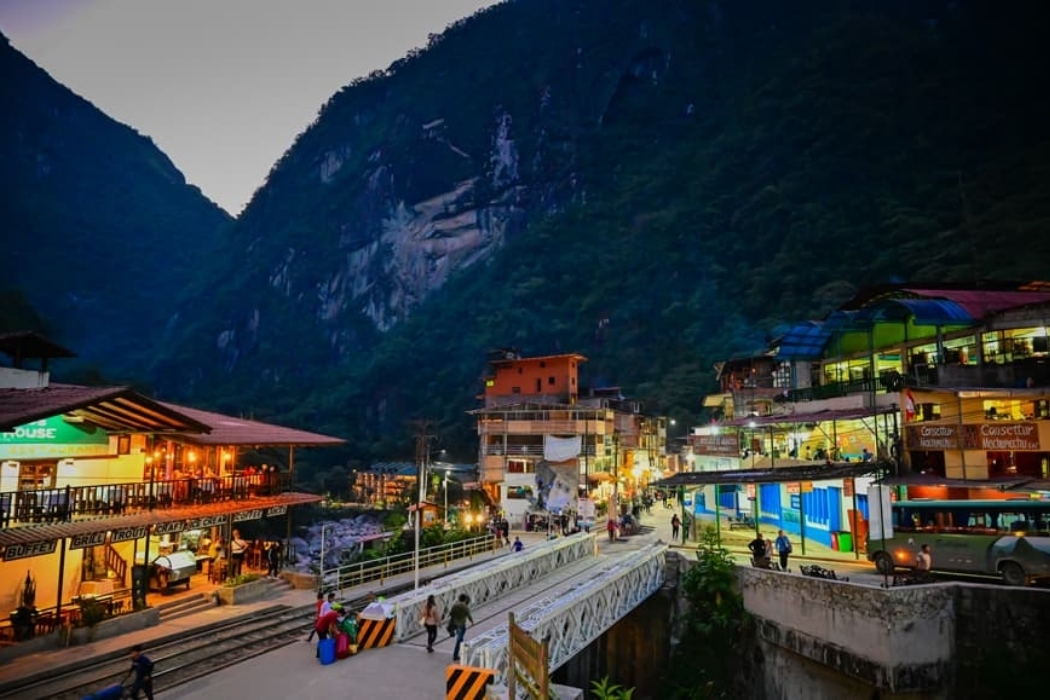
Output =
[
  {"x1": 652, "y1": 462, "x2": 876, "y2": 488},
  {"x1": 158, "y1": 401, "x2": 345, "y2": 447},
  {"x1": 0, "y1": 492, "x2": 321, "y2": 554},
  {"x1": 875, "y1": 473, "x2": 1033, "y2": 490},
  {"x1": 0, "y1": 384, "x2": 212, "y2": 433},
  {"x1": 718, "y1": 405, "x2": 896, "y2": 428}
]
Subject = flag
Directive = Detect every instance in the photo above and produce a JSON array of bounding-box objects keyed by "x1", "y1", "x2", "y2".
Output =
[{"x1": 904, "y1": 388, "x2": 916, "y2": 422}]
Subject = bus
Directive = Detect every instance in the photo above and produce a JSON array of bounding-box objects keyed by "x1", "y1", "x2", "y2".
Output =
[{"x1": 866, "y1": 499, "x2": 1050, "y2": 586}]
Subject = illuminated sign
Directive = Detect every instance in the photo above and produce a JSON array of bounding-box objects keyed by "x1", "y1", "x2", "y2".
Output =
[
  {"x1": 693, "y1": 434, "x2": 740, "y2": 457},
  {"x1": 266, "y1": 506, "x2": 287, "y2": 517},
  {"x1": 1, "y1": 417, "x2": 109, "y2": 445},
  {"x1": 184, "y1": 515, "x2": 229, "y2": 530},
  {"x1": 906, "y1": 423, "x2": 1042, "y2": 451},
  {"x1": 3, "y1": 540, "x2": 58, "y2": 561}
]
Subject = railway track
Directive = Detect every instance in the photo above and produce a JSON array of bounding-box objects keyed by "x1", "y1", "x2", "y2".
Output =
[{"x1": 0, "y1": 588, "x2": 409, "y2": 700}]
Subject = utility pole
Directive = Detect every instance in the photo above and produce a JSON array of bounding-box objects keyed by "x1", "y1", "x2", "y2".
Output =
[{"x1": 410, "y1": 419, "x2": 435, "y2": 590}]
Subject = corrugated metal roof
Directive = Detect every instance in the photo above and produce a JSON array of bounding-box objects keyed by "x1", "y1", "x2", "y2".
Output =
[
  {"x1": 903, "y1": 288, "x2": 1050, "y2": 319},
  {"x1": 0, "y1": 331, "x2": 76, "y2": 361},
  {"x1": 653, "y1": 462, "x2": 875, "y2": 487},
  {"x1": 0, "y1": 492, "x2": 321, "y2": 549},
  {"x1": 775, "y1": 321, "x2": 831, "y2": 359},
  {"x1": 158, "y1": 401, "x2": 345, "y2": 447},
  {"x1": 719, "y1": 405, "x2": 896, "y2": 428},
  {"x1": 0, "y1": 384, "x2": 211, "y2": 433},
  {"x1": 857, "y1": 298, "x2": 973, "y2": 325}
]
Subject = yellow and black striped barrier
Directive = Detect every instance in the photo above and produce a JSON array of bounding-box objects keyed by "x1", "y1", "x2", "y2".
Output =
[
  {"x1": 446, "y1": 664, "x2": 495, "y2": 700},
  {"x1": 357, "y1": 617, "x2": 396, "y2": 649}
]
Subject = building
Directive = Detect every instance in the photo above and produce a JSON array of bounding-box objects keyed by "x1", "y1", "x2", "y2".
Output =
[
  {"x1": 472, "y1": 350, "x2": 667, "y2": 527},
  {"x1": 674, "y1": 282, "x2": 1050, "y2": 550},
  {"x1": 0, "y1": 332, "x2": 341, "y2": 643}
]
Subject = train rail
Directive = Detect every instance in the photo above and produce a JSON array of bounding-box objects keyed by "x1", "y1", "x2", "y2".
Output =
[{"x1": 0, "y1": 588, "x2": 408, "y2": 700}]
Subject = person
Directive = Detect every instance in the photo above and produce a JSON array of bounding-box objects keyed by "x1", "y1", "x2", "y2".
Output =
[
  {"x1": 266, "y1": 541, "x2": 282, "y2": 578},
  {"x1": 314, "y1": 602, "x2": 344, "y2": 657},
  {"x1": 670, "y1": 514, "x2": 681, "y2": 542},
  {"x1": 861, "y1": 448, "x2": 873, "y2": 463},
  {"x1": 306, "y1": 591, "x2": 324, "y2": 642},
  {"x1": 915, "y1": 544, "x2": 932, "y2": 575},
  {"x1": 123, "y1": 644, "x2": 154, "y2": 700},
  {"x1": 512, "y1": 536, "x2": 524, "y2": 552},
  {"x1": 229, "y1": 529, "x2": 248, "y2": 577},
  {"x1": 422, "y1": 594, "x2": 441, "y2": 653},
  {"x1": 606, "y1": 518, "x2": 617, "y2": 542},
  {"x1": 774, "y1": 530, "x2": 793, "y2": 571},
  {"x1": 500, "y1": 519, "x2": 510, "y2": 547},
  {"x1": 748, "y1": 532, "x2": 771, "y2": 568},
  {"x1": 320, "y1": 591, "x2": 336, "y2": 617},
  {"x1": 449, "y1": 594, "x2": 474, "y2": 662}
]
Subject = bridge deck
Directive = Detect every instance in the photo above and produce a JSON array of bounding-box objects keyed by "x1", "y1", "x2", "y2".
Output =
[{"x1": 163, "y1": 534, "x2": 659, "y2": 699}]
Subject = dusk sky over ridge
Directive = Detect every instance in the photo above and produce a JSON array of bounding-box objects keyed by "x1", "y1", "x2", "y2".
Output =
[{"x1": 0, "y1": 0, "x2": 498, "y2": 214}]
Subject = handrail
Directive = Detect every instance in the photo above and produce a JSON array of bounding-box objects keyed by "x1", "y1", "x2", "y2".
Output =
[
  {"x1": 322, "y1": 535, "x2": 499, "y2": 596},
  {"x1": 0, "y1": 473, "x2": 292, "y2": 529},
  {"x1": 104, "y1": 543, "x2": 128, "y2": 586}
]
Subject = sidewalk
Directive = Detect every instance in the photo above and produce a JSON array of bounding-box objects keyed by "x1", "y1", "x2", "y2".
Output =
[
  {"x1": 0, "y1": 546, "x2": 515, "y2": 686},
  {"x1": 628, "y1": 502, "x2": 873, "y2": 568}
]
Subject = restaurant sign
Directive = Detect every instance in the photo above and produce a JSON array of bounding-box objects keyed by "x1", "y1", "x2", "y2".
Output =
[
  {"x1": 694, "y1": 434, "x2": 740, "y2": 457},
  {"x1": 184, "y1": 514, "x2": 229, "y2": 530},
  {"x1": 110, "y1": 525, "x2": 150, "y2": 544},
  {"x1": 232, "y1": 509, "x2": 264, "y2": 523},
  {"x1": 3, "y1": 540, "x2": 58, "y2": 561},
  {"x1": 266, "y1": 505, "x2": 287, "y2": 517},
  {"x1": 69, "y1": 531, "x2": 108, "y2": 550},
  {"x1": 154, "y1": 521, "x2": 187, "y2": 536},
  {"x1": 906, "y1": 423, "x2": 1042, "y2": 452}
]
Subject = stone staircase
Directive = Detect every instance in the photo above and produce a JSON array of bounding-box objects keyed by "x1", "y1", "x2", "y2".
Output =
[{"x1": 156, "y1": 593, "x2": 212, "y2": 622}]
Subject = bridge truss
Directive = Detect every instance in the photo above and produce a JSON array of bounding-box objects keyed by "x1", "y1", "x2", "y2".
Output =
[{"x1": 461, "y1": 542, "x2": 668, "y2": 684}]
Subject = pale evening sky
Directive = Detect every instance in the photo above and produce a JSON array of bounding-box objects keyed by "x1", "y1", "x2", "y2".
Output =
[{"x1": 0, "y1": 0, "x2": 499, "y2": 214}]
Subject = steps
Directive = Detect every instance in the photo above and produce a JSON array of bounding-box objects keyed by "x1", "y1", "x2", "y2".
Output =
[{"x1": 157, "y1": 593, "x2": 212, "y2": 622}]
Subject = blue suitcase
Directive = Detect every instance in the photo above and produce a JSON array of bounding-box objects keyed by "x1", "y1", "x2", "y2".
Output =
[{"x1": 83, "y1": 684, "x2": 124, "y2": 700}]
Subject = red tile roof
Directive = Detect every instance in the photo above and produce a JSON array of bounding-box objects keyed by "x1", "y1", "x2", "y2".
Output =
[
  {"x1": 903, "y1": 288, "x2": 1050, "y2": 319},
  {"x1": 158, "y1": 401, "x2": 346, "y2": 447}
]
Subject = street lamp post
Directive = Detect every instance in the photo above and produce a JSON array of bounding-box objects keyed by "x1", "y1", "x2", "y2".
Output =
[
  {"x1": 443, "y1": 471, "x2": 450, "y2": 528},
  {"x1": 318, "y1": 522, "x2": 333, "y2": 594}
]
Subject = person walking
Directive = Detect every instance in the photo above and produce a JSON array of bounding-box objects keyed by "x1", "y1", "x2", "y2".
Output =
[
  {"x1": 774, "y1": 530, "x2": 793, "y2": 571},
  {"x1": 422, "y1": 594, "x2": 441, "y2": 653},
  {"x1": 266, "y1": 541, "x2": 282, "y2": 578},
  {"x1": 449, "y1": 594, "x2": 474, "y2": 662},
  {"x1": 748, "y1": 532, "x2": 772, "y2": 568},
  {"x1": 606, "y1": 517, "x2": 617, "y2": 542},
  {"x1": 670, "y1": 514, "x2": 681, "y2": 542},
  {"x1": 122, "y1": 645, "x2": 155, "y2": 700},
  {"x1": 306, "y1": 591, "x2": 324, "y2": 642}
]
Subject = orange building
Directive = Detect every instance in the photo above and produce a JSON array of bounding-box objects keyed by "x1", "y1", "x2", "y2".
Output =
[{"x1": 482, "y1": 351, "x2": 584, "y2": 406}]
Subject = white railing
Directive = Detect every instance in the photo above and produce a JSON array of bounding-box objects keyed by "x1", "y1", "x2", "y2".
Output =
[
  {"x1": 387, "y1": 532, "x2": 598, "y2": 641},
  {"x1": 321, "y1": 535, "x2": 497, "y2": 596},
  {"x1": 461, "y1": 543, "x2": 667, "y2": 684}
]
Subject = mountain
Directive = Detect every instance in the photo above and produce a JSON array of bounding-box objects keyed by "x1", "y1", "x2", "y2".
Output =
[
  {"x1": 10, "y1": 1, "x2": 1049, "y2": 473},
  {"x1": 0, "y1": 32, "x2": 232, "y2": 375}
]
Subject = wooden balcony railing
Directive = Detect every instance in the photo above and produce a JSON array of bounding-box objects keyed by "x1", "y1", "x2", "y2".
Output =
[{"x1": 0, "y1": 473, "x2": 291, "y2": 530}]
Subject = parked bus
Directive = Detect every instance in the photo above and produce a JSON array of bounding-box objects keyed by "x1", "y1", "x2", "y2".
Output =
[{"x1": 866, "y1": 499, "x2": 1050, "y2": 586}]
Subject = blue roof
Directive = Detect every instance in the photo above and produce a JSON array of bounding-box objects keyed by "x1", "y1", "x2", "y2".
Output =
[
  {"x1": 775, "y1": 321, "x2": 832, "y2": 360},
  {"x1": 857, "y1": 298, "x2": 974, "y2": 326}
]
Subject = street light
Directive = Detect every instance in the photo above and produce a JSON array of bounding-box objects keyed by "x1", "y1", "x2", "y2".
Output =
[
  {"x1": 443, "y1": 470, "x2": 450, "y2": 529},
  {"x1": 318, "y1": 522, "x2": 334, "y2": 594}
]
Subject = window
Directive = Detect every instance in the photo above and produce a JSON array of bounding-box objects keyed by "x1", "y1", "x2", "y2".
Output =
[
  {"x1": 512, "y1": 386, "x2": 521, "y2": 394},
  {"x1": 18, "y1": 463, "x2": 55, "y2": 491},
  {"x1": 548, "y1": 376, "x2": 555, "y2": 385},
  {"x1": 507, "y1": 485, "x2": 534, "y2": 499}
]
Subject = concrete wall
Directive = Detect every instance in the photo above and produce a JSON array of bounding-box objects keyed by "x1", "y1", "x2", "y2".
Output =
[{"x1": 734, "y1": 565, "x2": 1050, "y2": 699}]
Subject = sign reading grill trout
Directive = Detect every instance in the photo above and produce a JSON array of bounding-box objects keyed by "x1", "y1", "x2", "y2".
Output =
[{"x1": 906, "y1": 422, "x2": 1042, "y2": 451}]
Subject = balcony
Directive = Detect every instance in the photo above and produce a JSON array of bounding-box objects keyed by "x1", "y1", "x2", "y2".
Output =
[
  {"x1": 478, "y1": 419, "x2": 609, "y2": 436},
  {"x1": 910, "y1": 359, "x2": 1050, "y2": 389},
  {"x1": 786, "y1": 377, "x2": 883, "y2": 403},
  {"x1": 0, "y1": 473, "x2": 291, "y2": 530}
]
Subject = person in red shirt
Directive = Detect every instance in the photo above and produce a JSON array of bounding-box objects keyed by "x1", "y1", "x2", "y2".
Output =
[
  {"x1": 306, "y1": 592, "x2": 324, "y2": 642},
  {"x1": 314, "y1": 602, "x2": 344, "y2": 657}
]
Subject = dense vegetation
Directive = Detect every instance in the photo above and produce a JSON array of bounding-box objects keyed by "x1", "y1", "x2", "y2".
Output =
[
  {"x1": 5, "y1": 2, "x2": 1050, "y2": 483},
  {"x1": 0, "y1": 32, "x2": 231, "y2": 376}
]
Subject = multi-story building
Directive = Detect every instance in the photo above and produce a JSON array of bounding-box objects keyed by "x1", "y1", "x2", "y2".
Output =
[
  {"x1": 679, "y1": 282, "x2": 1050, "y2": 550},
  {"x1": 0, "y1": 332, "x2": 339, "y2": 643},
  {"x1": 472, "y1": 350, "x2": 666, "y2": 527}
]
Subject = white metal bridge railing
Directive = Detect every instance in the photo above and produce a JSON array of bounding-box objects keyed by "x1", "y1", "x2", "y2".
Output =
[
  {"x1": 461, "y1": 542, "x2": 668, "y2": 685},
  {"x1": 387, "y1": 532, "x2": 599, "y2": 641},
  {"x1": 321, "y1": 535, "x2": 497, "y2": 596}
]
